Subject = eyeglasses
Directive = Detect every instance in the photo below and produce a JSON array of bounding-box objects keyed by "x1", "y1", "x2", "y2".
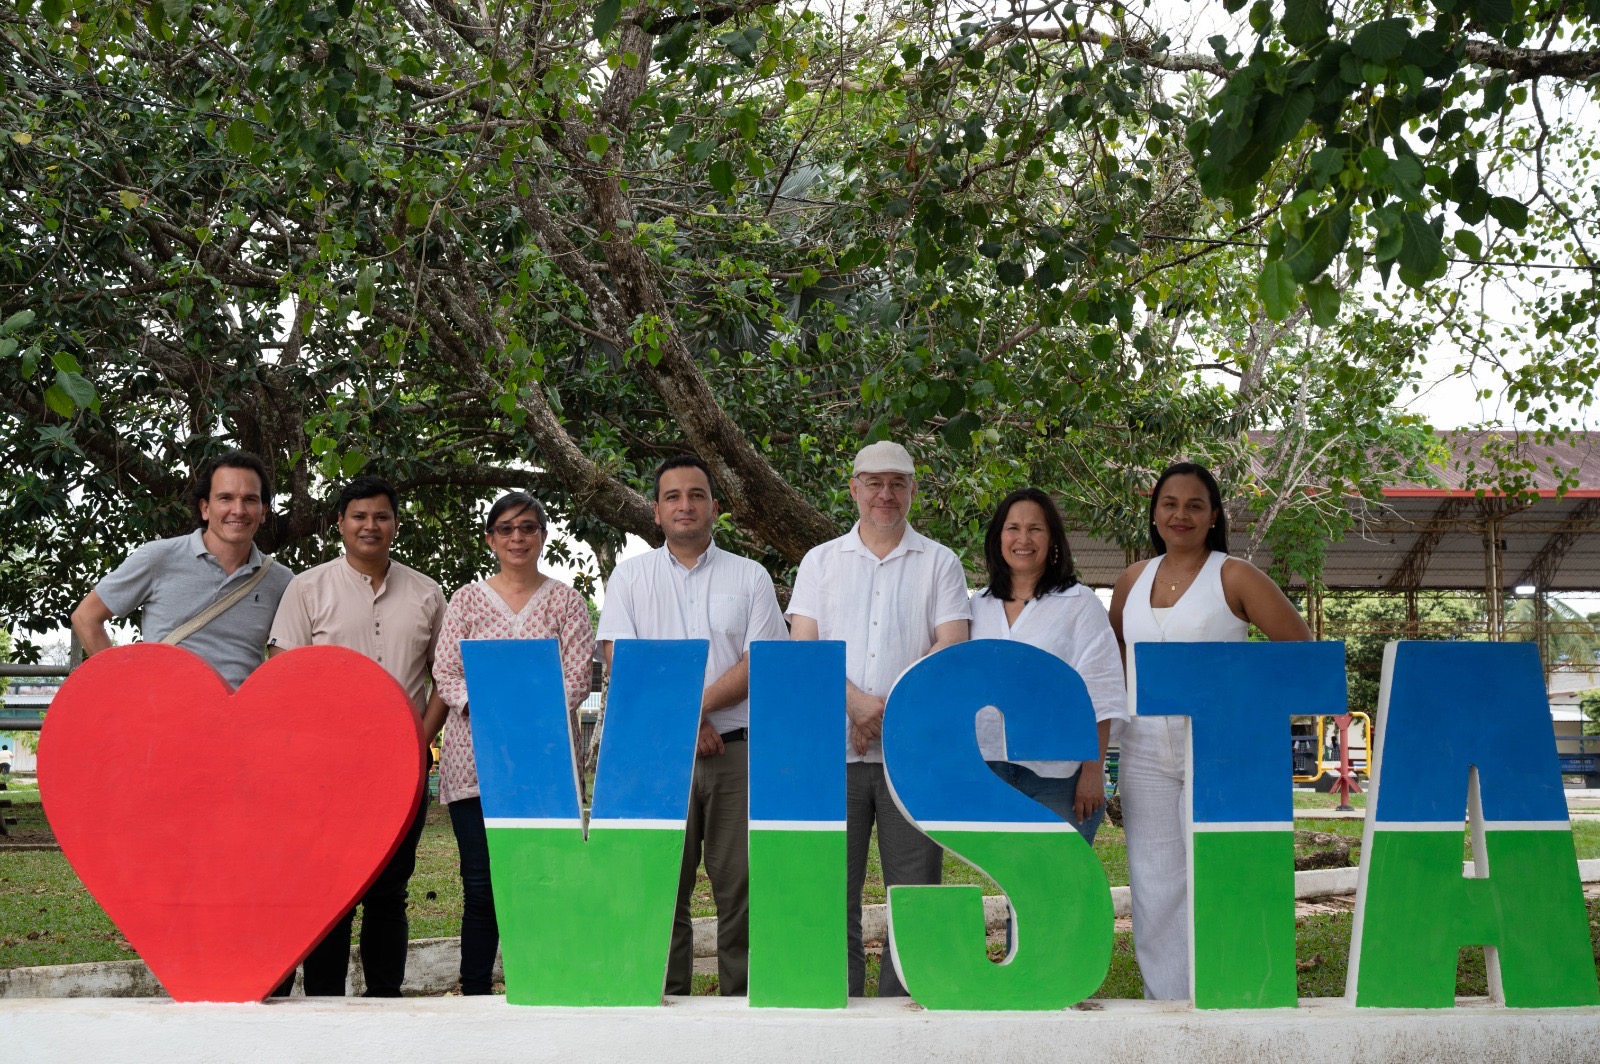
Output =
[
  {"x1": 491, "y1": 521, "x2": 544, "y2": 538},
  {"x1": 855, "y1": 476, "x2": 912, "y2": 495}
]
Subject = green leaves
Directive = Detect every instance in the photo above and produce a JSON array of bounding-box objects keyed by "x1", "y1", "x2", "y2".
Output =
[
  {"x1": 718, "y1": 26, "x2": 764, "y2": 65},
  {"x1": 225, "y1": 119, "x2": 255, "y2": 153},
  {"x1": 1, "y1": 310, "x2": 34, "y2": 336},
  {"x1": 1397, "y1": 211, "x2": 1441, "y2": 277},
  {"x1": 592, "y1": 0, "x2": 622, "y2": 40},
  {"x1": 0, "y1": 311, "x2": 33, "y2": 364},
  {"x1": 42, "y1": 353, "x2": 98, "y2": 417},
  {"x1": 356, "y1": 267, "x2": 378, "y2": 318},
  {"x1": 939, "y1": 411, "x2": 981, "y2": 449},
  {"x1": 1304, "y1": 277, "x2": 1341, "y2": 326},
  {"x1": 1349, "y1": 18, "x2": 1410, "y2": 63},
  {"x1": 1487, "y1": 196, "x2": 1529, "y2": 231},
  {"x1": 6, "y1": 0, "x2": 1595, "y2": 633},
  {"x1": 1281, "y1": 0, "x2": 1330, "y2": 46},
  {"x1": 0, "y1": 312, "x2": 93, "y2": 416},
  {"x1": 1258, "y1": 259, "x2": 1299, "y2": 320},
  {"x1": 730, "y1": 106, "x2": 760, "y2": 141},
  {"x1": 995, "y1": 261, "x2": 1027, "y2": 287}
]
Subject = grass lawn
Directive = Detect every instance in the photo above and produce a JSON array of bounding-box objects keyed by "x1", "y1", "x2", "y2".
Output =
[{"x1": 5, "y1": 779, "x2": 1598, "y2": 998}]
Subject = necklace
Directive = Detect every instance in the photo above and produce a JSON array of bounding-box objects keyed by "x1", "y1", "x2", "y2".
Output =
[{"x1": 1163, "y1": 556, "x2": 1205, "y2": 593}]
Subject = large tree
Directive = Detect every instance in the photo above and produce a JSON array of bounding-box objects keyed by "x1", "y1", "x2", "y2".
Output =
[{"x1": 2, "y1": 0, "x2": 1596, "y2": 651}]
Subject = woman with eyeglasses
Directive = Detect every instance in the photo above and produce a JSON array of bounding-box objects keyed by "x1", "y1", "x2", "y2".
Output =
[{"x1": 424, "y1": 491, "x2": 595, "y2": 995}]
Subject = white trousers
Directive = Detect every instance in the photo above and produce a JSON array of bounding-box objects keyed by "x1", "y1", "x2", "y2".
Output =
[{"x1": 1118, "y1": 715, "x2": 1190, "y2": 1001}]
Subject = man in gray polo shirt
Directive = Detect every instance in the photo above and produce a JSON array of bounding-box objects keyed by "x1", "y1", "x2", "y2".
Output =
[{"x1": 71, "y1": 451, "x2": 293, "y2": 688}]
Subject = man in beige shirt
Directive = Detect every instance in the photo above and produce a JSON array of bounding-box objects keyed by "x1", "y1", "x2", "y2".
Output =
[{"x1": 268, "y1": 476, "x2": 446, "y2": 997}]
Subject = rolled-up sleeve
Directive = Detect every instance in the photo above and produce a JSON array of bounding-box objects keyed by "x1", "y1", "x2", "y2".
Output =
[{"x1": 1066, "y1": 594, "x2": 1129, "y2": 724}]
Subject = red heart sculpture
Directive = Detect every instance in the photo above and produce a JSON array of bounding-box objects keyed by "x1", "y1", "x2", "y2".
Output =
[{"x1": 40, "y1": 643, "x2": 424, "y2": 1002}]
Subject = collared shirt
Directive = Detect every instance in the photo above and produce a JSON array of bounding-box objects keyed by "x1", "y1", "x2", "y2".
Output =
[
  {"x1": 787, "y1": 522, "x2": 972, "y2": 763},
  {"x1": 267, "y1": 556, "x2": 446, "y2": 712},
  {"x1": 596, "y1": 541, "x2": 789, "y2": 733},
  {"x1": 94, "y1": 529, "x2": 294, "y2": 688},
  {"x1": 970, "y1": 584, "x2": 1130, "y2": 778}
]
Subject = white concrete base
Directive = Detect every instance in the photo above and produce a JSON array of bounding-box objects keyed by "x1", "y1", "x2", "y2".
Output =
[{"x1": 3, "y1": 996, "x2": 1598, "y2": 1063}]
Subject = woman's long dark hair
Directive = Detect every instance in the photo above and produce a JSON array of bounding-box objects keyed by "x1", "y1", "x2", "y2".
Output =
[
  {"x1": 982, "y1": 487, "x2": 1078, "y2": 600},
  {"x1": 1148, "y1": 462, "x2": 1229, "y2": 556}
]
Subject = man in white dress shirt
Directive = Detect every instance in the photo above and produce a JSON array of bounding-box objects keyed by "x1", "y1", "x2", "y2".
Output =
[
  {"x1": 787, "y1": 440, "x2": 971, "y2": 998},
  {"x1": 596, "y1": 455, "x2": 789, "y2": 996}
]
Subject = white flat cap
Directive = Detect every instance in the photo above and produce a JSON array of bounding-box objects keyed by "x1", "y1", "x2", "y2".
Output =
[{"x1": 852, "y1": 440, "x2": 915, "y2": 476}]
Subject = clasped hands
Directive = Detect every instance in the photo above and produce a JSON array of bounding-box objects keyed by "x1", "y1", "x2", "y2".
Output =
[{"x1": 846, "y1": 686, "x2": 886, "y2": 755}]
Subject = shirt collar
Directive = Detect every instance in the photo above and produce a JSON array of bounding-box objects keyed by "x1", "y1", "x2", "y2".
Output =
[
  {"x1": 664, "y1": 538, "x2": 719, "y2": 573},
  {"x1": 341, "y1": 554, "x2": 395, "y2": 593},
  {"x1": 188, "y1": 527, "x2": 265, "y2": 571},
  {"x1": 842, "y1": 521, "x2": 925, "y2": 562}
]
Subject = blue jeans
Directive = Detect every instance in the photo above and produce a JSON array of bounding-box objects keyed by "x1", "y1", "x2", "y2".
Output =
[
  {"x1": 985, "y1": 761, "x2": 1103, "y2": 843},
  {"x1": 986, "y1": 761, "x2": 1102, "y2": 954},
  {"x1": 448, "y1": 796, "x2": 499, "y2": 995}
]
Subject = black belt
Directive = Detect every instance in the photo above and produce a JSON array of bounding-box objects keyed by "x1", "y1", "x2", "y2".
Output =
[{"x1": 719, "y1": 727, "x2": 748, "y2": 743}]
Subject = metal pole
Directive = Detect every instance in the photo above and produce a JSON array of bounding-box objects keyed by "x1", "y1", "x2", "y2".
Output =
[{"x1": 1483, "y1": 504, "x2": 1504, "y2": 641}]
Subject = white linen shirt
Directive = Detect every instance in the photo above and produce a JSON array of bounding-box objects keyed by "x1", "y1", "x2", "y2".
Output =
[
  {"x1": 970, "y1": 584, "x2": 1130, "y2": 778},
  {"x1": 596, "y1": 541, "x2": 789, "y2": 732},
  {"x1": 787, "y1": 522, "x2": 972, "y2": 763}
]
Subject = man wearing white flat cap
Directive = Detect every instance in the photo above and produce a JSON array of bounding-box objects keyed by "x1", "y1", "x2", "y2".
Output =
[{"x1": 787, "y1": 440, "x2": 971, "y2": 998}]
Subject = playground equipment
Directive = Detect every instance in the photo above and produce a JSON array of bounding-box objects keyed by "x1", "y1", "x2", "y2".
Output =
[{"x1": 1291, "y1": 712, "x2": 1372, "y2": 805}]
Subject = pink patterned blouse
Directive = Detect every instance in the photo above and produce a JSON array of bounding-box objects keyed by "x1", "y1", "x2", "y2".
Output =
[{"x1": 433, "y1": 578, "x2": 595, "y2": 805}]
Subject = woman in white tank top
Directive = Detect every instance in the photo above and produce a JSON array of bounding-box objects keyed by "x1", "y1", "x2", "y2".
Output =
[{"x1": 1108, "y1": 463, "x2": 1311, "y2": 1001}]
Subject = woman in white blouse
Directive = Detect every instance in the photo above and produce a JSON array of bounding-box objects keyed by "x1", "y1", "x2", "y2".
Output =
[{"x1": 972, "y1": 487, "x2": 1128, "y2": 842}]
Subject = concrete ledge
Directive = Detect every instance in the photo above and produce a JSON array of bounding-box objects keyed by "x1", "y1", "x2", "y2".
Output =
[
  {"x1": 0, "y1": 938, "x2": 498, "y2": 1000},
  {"x1": 3, "y1": 995, "x2": 1599, "y2": 1064}
]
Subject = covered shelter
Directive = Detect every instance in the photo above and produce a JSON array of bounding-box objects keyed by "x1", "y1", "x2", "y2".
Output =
[
  {"x1": 1071, "y1": 429, "x2": 1600, "y2": 639},
  {"x1": 1068, "y1": 430, "x2": 1600, "y2": 781}
]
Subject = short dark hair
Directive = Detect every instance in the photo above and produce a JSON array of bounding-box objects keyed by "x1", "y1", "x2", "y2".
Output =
[
  {"x1": 652, "y1": 454, "x2": 716, "y2": 500},
  {"x1": 336, "y1": 475, "x2": 398, "y2": 517},
  {"x1": 191, "y1": 450, "x2": 272, "y2": 527},
  {"x1": 981, "y1": 487, "x2": 1078, "y2": 601},
  {"x1": 1148, "y1": 462, "x2": 1230, "y2": 556},
  {"x1": 485, "y1": 491, "x2": 547, "y2": 534}
]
